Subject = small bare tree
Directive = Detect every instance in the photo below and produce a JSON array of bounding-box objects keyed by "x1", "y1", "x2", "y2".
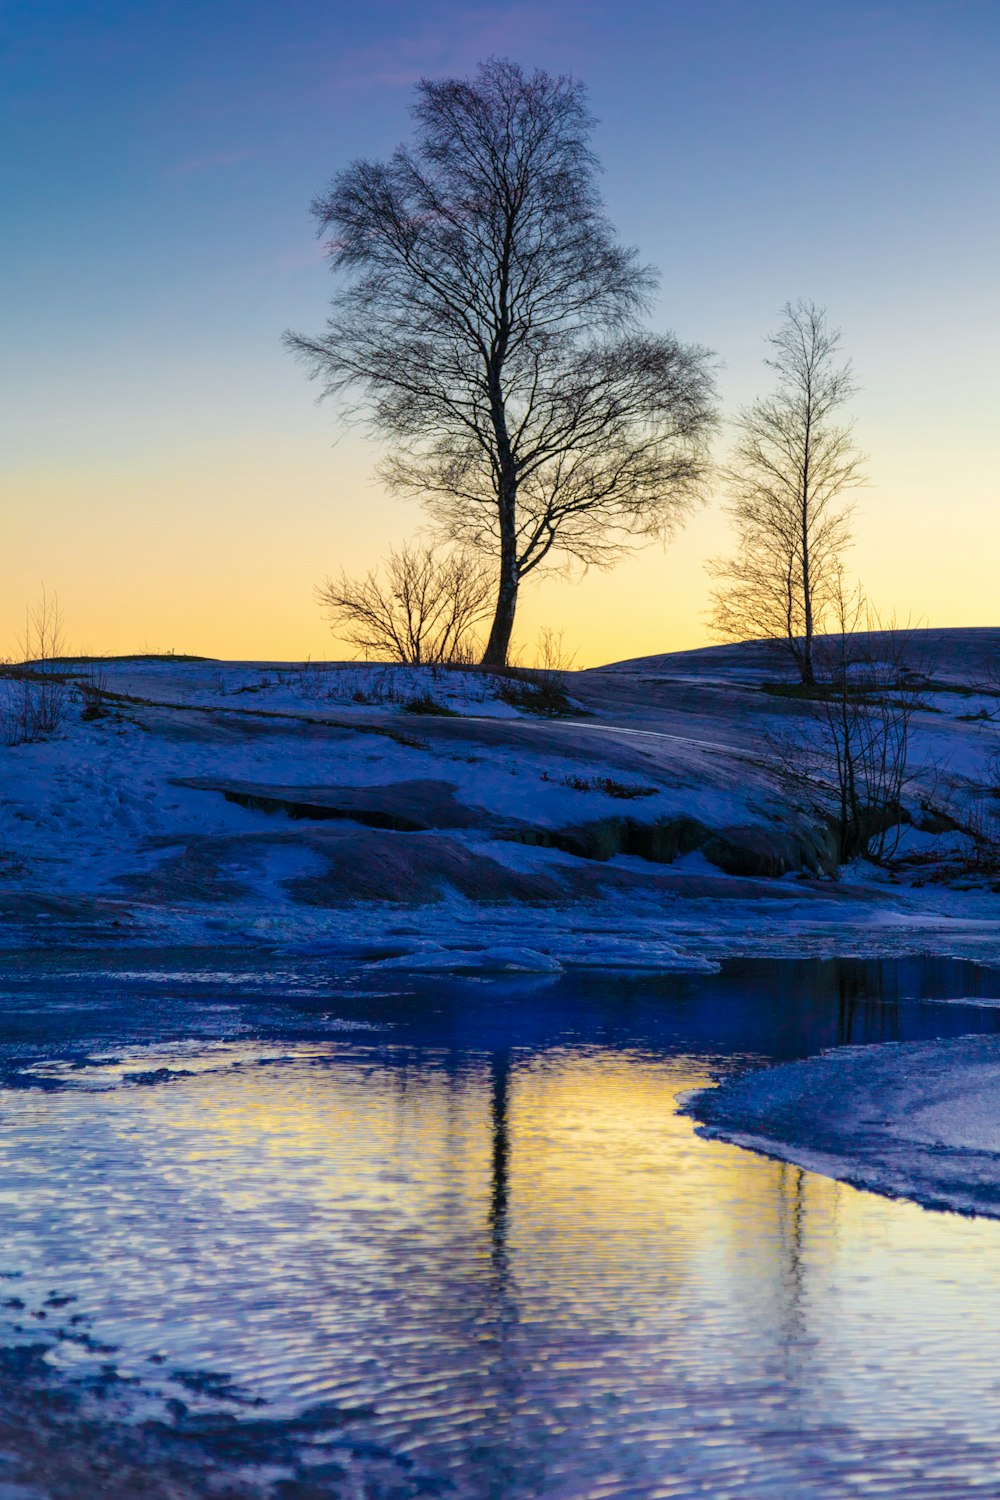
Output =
[
  {"x1": 709, "y1": 302, "x2": 865, "y2": 686},
  {"x1": 534, "y1": 627, "x2": 576, "y2": 673},
  {"x1": 287, "y1": 59, "x2": 716, "y2": 665},
  {"x1": 0, "y1": 589, "x2": 68, "y2": 745},
  {"x1": 317, "y1": 542, "x2": 494, "y2": 665},
  {"x1": 813, "y1": 582, "x2": 921, "y2": 862}
]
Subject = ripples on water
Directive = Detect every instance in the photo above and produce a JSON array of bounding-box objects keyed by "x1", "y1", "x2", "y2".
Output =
[{"x1": 2, "y1": 955, "x2": 1000, "y2": 1496}]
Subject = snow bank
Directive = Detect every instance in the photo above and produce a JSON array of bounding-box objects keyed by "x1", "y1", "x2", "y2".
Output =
[
  {"x1": 2, "y1": 639, "x2": 999, "y2": 965},
  {"x1": 366, "y1": 944, "x2": 563, "y2": 974},
  {"x1": 539, "y1": 934, "x2": 718, "y2": 972},
  {"x1": 362, "y1": 934, "x2": 719, "y2": 975},
  {"x1": 686, "y1": 1032, "x2": 1000, "y2": 1219}
]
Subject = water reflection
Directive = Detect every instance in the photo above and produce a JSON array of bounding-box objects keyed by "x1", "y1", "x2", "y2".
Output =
[{"x1": 0, "y1": 957, "x2": 1000, "y2": 1495}]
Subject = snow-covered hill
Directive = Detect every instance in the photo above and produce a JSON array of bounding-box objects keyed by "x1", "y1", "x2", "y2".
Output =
[{"x1": 0, "y1": 634, "x2": 997, "y2": 968}]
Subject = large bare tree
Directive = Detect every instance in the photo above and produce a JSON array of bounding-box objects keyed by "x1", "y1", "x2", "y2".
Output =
[
  {"x1": 287, "y1": 58, "x2": 716, "y2": 665},
  {"x1": 708, "y1": 302, "x2": 865, "y2": 685}
]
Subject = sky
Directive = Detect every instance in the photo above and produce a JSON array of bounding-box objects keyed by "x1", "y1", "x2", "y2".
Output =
[{"x1": 2, "y1": 0, "x2": 998, "y2": 666}]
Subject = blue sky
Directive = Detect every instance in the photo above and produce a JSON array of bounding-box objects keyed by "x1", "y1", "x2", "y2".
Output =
[{"x1": 2, "y1": 0, "x2": 997, "y2": 661}]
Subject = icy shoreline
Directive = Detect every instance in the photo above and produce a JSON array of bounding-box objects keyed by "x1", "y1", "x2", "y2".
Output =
[{"x1": 687, "y1": 1030, "x2": 1000, "y2": 1219}]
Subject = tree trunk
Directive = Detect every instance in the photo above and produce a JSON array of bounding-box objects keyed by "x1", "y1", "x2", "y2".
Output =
[
  {"x1": 481, "y1": 523, "x2": 518, "y2": 666},
  {"x1": 482, "y1": 333, "x2": 518, "y2": 665},
  {"x1": 799, "y1": 404, "x2": 814, "y2": 687}
]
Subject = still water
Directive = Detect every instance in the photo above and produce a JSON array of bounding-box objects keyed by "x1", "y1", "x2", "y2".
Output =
[{"x1": 3, "y1": 953, "x2": 1000, "y2": 1497}]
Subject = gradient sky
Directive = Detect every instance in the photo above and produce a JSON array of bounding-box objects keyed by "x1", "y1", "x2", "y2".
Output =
[{"x1": 2, "y1": 0, "x2": 998, "y2": 665}]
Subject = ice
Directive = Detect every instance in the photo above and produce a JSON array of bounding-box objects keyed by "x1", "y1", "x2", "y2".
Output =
[
  {"x1": 367, "y1": 945, "x2": 563, "y2": 974},
  {"x1": 687, "y1": 1032, "x2": 1000, "y2": 1220},
  {"x1": 540, "y1": 934, "x2": 718, "y2": 972}
]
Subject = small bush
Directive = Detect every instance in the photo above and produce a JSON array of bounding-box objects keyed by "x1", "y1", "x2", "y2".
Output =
[
  {"x1": 79, "y1": 688, "x2": 106, "y2": 722},
  {"x1": 0, "y1": 673, "x2": 65, "y2": 744},
  {"x1": 77, "y1": 663, "x2": 110, "y2": 722},
  {"x1": 402, "y1": 693, "x2": 459, "y2": 717},
  {"x1": 547, "y1": 773, "x2": 658, "y2": 799},
  {"x1": 495, "y1": 673, "x2": 574, "y2": 717}
]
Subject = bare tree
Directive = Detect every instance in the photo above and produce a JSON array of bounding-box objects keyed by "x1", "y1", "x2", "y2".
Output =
[
  {"x1": 317, "y1": 542, "x2": 494, "y2": 665},
  {"x1": 287, "y1": 58, "x2": 716, "y2": 665},
  {"x1": 709, "y1": 302, "x2": 865, "y2": 685},
  {"x1": 814, "y1": 580, "x2": 921, "y2": 862}
]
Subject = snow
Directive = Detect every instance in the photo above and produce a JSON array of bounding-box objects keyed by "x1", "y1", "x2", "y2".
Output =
[
  {"x1": 686, "y1": 1033, "x2": 1000, "y2": 1220},
  {"x1": 3, "y1": 638, "x2": 1000, "y2": 1213},
  {"x1": 361, "y1": 934, "x2": 717, "y2": 974},
  {"x1": 531, "y1": 933, "x2": 717, "y2": 971},
  {"x1": 0, "y1": 639, "x2": 997, "y2": 973},
  {"x1": 906, "y1": 1069, "x2": 1000, "y2": 1153},
  {"x1": 81, "y1": 659, "x2": 534, "y2": 719},
  {"x1": 366, "y1": 945, "x2": 564, "y2": 974}
]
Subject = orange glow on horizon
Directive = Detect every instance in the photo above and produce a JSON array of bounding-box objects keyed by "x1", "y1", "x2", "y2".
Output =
[{"x1": 4, "y1": 420, "x2": 996, "y2": 669}]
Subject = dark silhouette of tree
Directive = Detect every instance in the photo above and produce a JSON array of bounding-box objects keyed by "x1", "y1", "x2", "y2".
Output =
[
  {"x1": 708, "y1": 302, "x2": 865, "y2": 686},
  {"x1": 287, "y1": 58, "x2": 716, "y2": 665}
]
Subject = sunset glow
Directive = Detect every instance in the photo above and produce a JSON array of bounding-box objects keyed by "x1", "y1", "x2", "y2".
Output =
[{"x1": 3, "y1": 0, "x2": 997, "y2": 664}]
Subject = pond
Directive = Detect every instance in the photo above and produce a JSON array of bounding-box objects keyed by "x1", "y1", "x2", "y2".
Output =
[{"x1": 2, "y1": 951, "x2": 1000, "y2": 1497}]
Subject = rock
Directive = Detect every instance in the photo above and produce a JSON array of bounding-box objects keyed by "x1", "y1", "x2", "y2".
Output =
[
  {"x1": 173, "y1": 777, "x2": 491, "y2": 832},
  {"x1": 505, "y1": 814, "x2": 710, "y2": 864},
  {"x1": 702, "y1": 823, "x2": 837, "y2": 878}
]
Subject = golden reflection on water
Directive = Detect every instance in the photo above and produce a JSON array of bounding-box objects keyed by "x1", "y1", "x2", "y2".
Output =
[{"x1": 5, "y1": 1038, "x2": 1000, "y2": 1495}]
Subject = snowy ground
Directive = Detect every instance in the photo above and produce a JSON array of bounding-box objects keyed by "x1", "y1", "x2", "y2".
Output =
[
  {"x1": 0, "y1": 634, "x2": 997, "y2": 973},
  {"x1": 687, "y1": 1031, "x2": 1000, "y2": 1219},
  {"x1": 1, "y1": 626, "x2": 1000, "y2": 1478}
]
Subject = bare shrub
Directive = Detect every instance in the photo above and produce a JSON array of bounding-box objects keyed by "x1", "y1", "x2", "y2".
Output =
[
  {"x1": 488, "y1": 626, "x2": 578, "y2": 716},
  {"x1": 953, "y1": 656, "x2": 1000, "y2": 874},
  {"x1": 550, "y1": 773, "x2": 657, "y2": 799},
  {"x1": 493, "y1": 669, "x2": 574, "y2": 718},
  {"x1": 78, "y1": 662, "x2": 110, "y2": 721},
  {"x1": 535, "y1": 628, "x2": 577, "y2": 673},
  {"x1": 317, "y1": 543, "x2": 494, "y2": 665},
  {"x1": 0, "y1": 590, "x2": 68, "y2": 745},
  {"x1": 813, "y1": 582, "x2": 922, "y2": 862},
  {"x1": 957, "y1": 795, "x2": 1000, "y2": 875},
  {"x1": 401, "y1": 692, "x2": 459, "y2": 717},
  {"x1": 761, "y1": 580, "x2": 922, "y2": 866}
]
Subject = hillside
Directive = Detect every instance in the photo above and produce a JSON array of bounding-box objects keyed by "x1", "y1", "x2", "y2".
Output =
[{"x1": 0, "y1": 631, "x2": 997, "y2": 968}]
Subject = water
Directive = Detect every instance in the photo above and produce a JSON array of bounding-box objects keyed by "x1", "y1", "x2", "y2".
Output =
[{"x1": 2, "y1": 953, "x2": 1000, "y2": 1496}]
